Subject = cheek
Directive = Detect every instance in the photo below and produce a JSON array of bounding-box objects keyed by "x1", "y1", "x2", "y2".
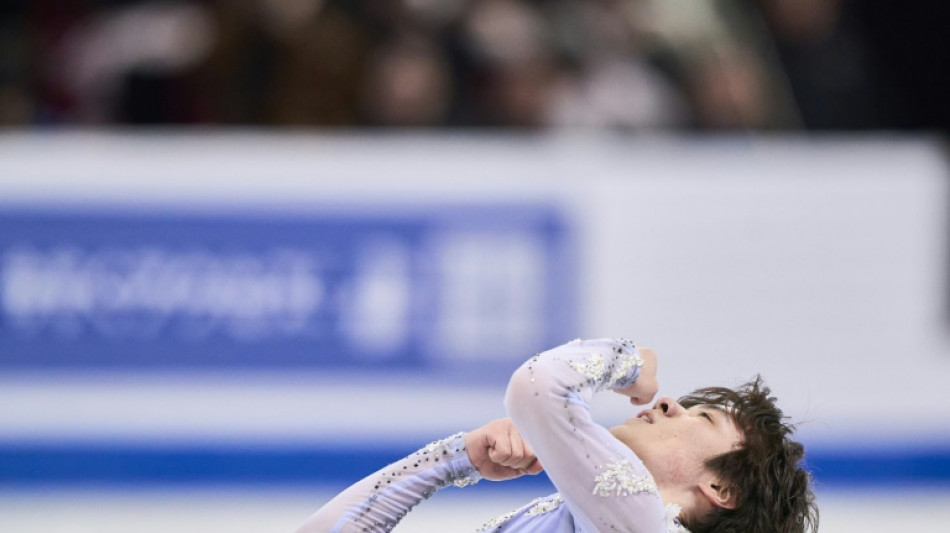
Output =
[
  {"x1": 654, "y1": 443, "x2": 708, "y2": 484},
  {"x1": 674, "y1": 429, "x2": 722, "y2": 463}
]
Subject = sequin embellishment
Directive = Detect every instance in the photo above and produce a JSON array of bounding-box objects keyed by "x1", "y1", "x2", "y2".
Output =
[
  {"x1": 566, "y1": 345, "x2": 643, "y2": 388},
  {"x1": 452, "y1": 475, "x2": 478, "y2": 488},
  {"x1": 526, "y1": 494, "x2": 563, "y2": 517},
  {"x1": 592, "y1": 460, "x2": 658, "y2": 497},
  {"x1": 664, "y1": 503, "x2": 691, "y2": 533},
  {"x1": 414, "y1": 432, "x2": 481, "y2": 490},
  {"x1": 608, "y1": 352, "x2": 644, "y2": 387},
  {"x1": 477, "y1": 510, "x2": 518, "y2": 531},
  {"x1": 568, "y1": 353, "x2": 608, "y2": 380},
  {"x1": 423, "y1": 438, "x2": 444, "y2": 453}
]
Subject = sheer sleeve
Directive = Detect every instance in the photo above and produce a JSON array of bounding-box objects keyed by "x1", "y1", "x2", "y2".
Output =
[
  {"x1": 505, "y1": 338, "x2": 667, "y2": 533},
  {"x1": 296, "y1": 432, "x2": 482, "y2": 533}
]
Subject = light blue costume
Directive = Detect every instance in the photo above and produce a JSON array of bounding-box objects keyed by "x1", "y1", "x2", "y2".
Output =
[{"x1": 299, "y1": 339, "x2": 689, "y2": 532}]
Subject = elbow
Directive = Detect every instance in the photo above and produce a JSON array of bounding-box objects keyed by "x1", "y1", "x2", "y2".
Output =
[{"x1": 504, "y1": 360, "x2": 555, "y2": 422}]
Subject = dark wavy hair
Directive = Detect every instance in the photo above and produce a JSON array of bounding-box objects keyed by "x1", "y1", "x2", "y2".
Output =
[{"x1": 676, "y1": 376, "x2": 818, "y2": 533}]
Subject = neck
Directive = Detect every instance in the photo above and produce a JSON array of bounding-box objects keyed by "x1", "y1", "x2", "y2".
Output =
[{"x1": 658, "y1": 481, "x2": 711, "y2": 524}]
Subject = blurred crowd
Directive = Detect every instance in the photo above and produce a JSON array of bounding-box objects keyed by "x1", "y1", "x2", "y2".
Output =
[{"x1": 0, "y1": 0, "x2": 946, "y2": 131}]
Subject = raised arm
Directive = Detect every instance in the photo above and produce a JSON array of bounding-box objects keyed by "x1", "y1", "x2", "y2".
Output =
[{"x1": 505, "y1": 338, "x2": 668, "y2": 533}]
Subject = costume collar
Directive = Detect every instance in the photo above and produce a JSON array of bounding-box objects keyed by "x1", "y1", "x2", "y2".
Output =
[{"x1": 664, "y1": 503, "x2": 691, "y2": 533}]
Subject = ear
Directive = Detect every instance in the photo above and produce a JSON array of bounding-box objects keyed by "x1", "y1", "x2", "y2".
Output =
[{"x1": 699, "y1": 481, "x2": 739, "y2": 510}]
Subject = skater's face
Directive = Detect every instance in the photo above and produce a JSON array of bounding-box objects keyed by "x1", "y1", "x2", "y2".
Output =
[{"x1": 610, "y1": 397, "x2": 743, "y2": 486}]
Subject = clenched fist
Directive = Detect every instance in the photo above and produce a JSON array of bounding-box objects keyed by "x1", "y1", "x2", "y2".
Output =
[
  {"x1": 613, "y1": 345, "x2": 658, "y2": 406},
  {"x1": 464, "y1": 418, "x2": 544, "y2": 481}
]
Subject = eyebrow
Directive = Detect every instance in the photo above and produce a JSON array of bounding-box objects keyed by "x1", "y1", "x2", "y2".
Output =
[
  {"x1": 697, "y1": 405, "x2": 729, "y2": 426},
  {"x1": 695, "y1": 405, "x2": 746, "y2": 445}
]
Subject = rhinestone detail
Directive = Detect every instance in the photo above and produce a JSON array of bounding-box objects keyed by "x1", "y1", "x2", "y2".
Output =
[
  {"x1": 452, "y1": 475, "x2": 478, "y2": 488},
  {"x1": 477, "y1": 510, "x2": 518, "y2": 531},
  {"x1": 592, "y1": 460, "x2": 658, "y2": 497},
  {"x1": 609, "y1": 352, "x2": 644, "y2": 387},
  {"x1": 665, "y1": 503, "x2": 691, "y2": 533},
  {"x1": 526, "y1": 494, "x2": 563, "y2": 517},
  {"x1": 568, "y1": 353, "x2": 608, "y2": 381},
  {"x1": 566, "y1": 347, "x2": 643, "y2": 388}
]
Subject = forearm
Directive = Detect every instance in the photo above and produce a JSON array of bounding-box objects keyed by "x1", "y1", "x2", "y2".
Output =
[
  {"x1": 505, "y1": 338, "x2": 665, "y2": 532},
  {"x1": 505, "y1": 339, "x2": 644, "y2": 467},
  {"x1": 297, "y1": 432, "x2": 481, "y2": 533},
  {"x1": 506, "y1": 338, "x2": 644, "y2": 422}
]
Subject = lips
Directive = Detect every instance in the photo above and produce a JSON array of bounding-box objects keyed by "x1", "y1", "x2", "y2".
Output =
[{"x1": 637, "y1": 410, "x2": 654, "y2": 424}]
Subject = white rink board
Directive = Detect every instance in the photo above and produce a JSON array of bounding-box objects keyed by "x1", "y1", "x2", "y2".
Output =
[
  {"x1": 0, "y1": 133, "x2": 947, "y2": 448},
  {"x1": 0, "y1": 488, "x2": 948, "y2": 533}
]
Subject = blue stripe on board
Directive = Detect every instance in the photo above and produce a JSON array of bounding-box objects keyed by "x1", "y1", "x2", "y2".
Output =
[
  {"x1": 806, "y1": 447, "x2": 950, "y2": 488},
  {"x1": 0, "y1": 443, "x2": 948, "y2": 488}
]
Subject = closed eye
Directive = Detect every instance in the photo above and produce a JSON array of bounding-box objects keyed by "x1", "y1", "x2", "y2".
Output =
[{"x1": 699, "y1": 411, "x2": 714, "y2": 423}]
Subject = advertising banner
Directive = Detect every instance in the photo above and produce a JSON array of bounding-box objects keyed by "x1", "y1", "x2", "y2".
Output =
[{"x1": 0, "y1": 206, "x2": 573, "y2": 374}]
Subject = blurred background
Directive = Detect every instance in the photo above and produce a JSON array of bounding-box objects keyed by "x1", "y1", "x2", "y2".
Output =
[
  {"x1": 2, "y1": 0, "x2": 949, "y2": 131},
  {"x1": 0, "y1": 1, "x2": 949, "y2": 532}
]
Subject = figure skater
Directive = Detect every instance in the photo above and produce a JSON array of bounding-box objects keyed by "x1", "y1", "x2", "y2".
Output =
[{"x1": 298, "y1": 338, "x2": 817, "y2": 532}]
